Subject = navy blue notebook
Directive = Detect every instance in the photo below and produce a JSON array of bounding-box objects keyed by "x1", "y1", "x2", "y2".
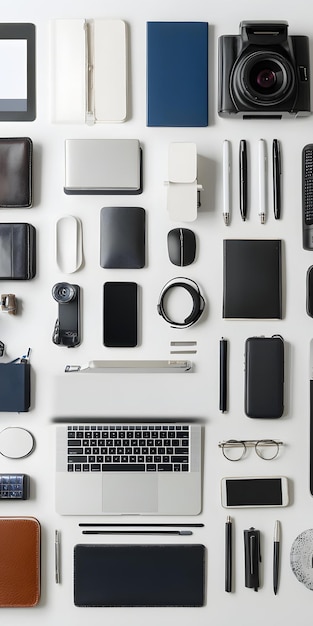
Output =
[{"x1": 147, "y1": 22, "x2": 208, "y2": 127}]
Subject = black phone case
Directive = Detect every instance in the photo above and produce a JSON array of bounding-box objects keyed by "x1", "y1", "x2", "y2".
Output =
[{"x1": 244, "y1": 336, "x2": 284, "y2": 418}]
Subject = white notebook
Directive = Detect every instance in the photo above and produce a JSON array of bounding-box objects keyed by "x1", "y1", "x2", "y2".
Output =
[{"x1": 50, "y1": 18, "x2": 127, "y2": 124}]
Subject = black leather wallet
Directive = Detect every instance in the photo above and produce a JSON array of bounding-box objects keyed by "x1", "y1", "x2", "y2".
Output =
[
  {"x1": 0, "y1": 223, "x2": 36, "y2": 280},
  {"x1": 100, "y1": 207, "x2": 145, "y2": 268},
  {"x1": 0, "y1": 138, "x2": 33, "y2": 208},
  {"x1": 0, "y1": 361, "x2": 31, "y2": 412}
]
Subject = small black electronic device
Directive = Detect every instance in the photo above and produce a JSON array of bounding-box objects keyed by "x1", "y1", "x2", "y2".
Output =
[
  {"x1": 167, "y1": 228, "x2": 196, "y2": 266},
  {"x1": 218, "y1": 21, "x2": 310, "y2": 118},
  {"x1": 302, "y1": 145, "x2": 313, "y2": 250},
  {"x1": 52, "y1": 282, "x2": 81, "y2": 347},
  {"x1": 244, "y1": 527, "x2": 261, "y2": 590},
  {"x1": 103, "y1": 282, "x2": 138, "y2": 347},
  {"x1": 245, "y1": 335, "x2": 284, "y2": 418},
  {"x1": 0, "y1": 473, "x2": 30, "y2": 499},
  {"x1": 306, "y1": 266, "x2": 313, "y2": 315},
  {"x1": 221, "y1": 476, "x2": 289, "y2": 508}
]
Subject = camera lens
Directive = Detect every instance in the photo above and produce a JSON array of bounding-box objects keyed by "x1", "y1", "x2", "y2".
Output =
[
  {"x1": 52, "y1": 282, "x2": 76, "y2": 304},
  {"x1": 231, "y1": 51, "x2": 295, "y2": 107},
  {"x1": 249, "y1": 60, "x2": 284, "y2": 96},
  {"x1": 256, "y1": 68, "x2": 276, "y2": 90}
]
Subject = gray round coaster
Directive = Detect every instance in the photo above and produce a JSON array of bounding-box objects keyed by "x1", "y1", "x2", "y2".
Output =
[
  {"x1": 0, "y1": 427, "x2": 34, "y2": 459},
  {"x1": 290, "y1": 529, "x2": 313, "y2": 590}
]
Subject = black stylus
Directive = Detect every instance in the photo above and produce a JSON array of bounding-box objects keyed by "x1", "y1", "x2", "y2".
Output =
[
  {"x1": 239, "y1": 139, "x2": 247, "y2": 220},
  {"x1": 219, "y1": 337, "x2": 228, "y2": 412},
  {"x1": 273, "y1": 139, "x2": 281, "y2": 219},
  {"x1": 79, "y1": 522, "x2": 204, "y2": 527},
  {"x1": 82, "y1": 530, "x2": 193, "y2": 536}
]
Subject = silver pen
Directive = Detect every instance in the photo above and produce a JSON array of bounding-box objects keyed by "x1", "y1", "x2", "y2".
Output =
[
  {"x1": 223, "y1": 140, "x2": 231, "y2": 225},
  {"x1": 55, "y1": 530, "x2": 61, "y2": 584},
  {"x1": 258, "y1": 138, "x2": 267, "y2": 224}
]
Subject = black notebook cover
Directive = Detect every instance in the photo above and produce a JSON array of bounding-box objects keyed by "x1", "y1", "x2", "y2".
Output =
[
  {"x1": 74, "y1": 544, "x2": 205, "y2": 607},
  {"x1": 223, "y1": 239, "x2": 282, "y2": 319}
]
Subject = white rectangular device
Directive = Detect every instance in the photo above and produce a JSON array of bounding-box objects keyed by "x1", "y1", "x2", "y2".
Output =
[
  {"x1": 221, "y1": 476, "x2": 289, "y2": 508},
  {"x1": 64, "y1": 139, "x2": 142, "y2": 194},
  {"x1": 50, "y1": 18, "x2": 127, "y2": 124}
]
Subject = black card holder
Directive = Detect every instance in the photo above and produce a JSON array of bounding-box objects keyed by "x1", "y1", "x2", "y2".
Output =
[
  {"x1": 0, "y1": 223, "x2": 36, "y2": 279},
  {"x1": 0, "y1": 138, "x2": 33, "y2": 208},
  {"x1": 100, "y1": 207, "x2": 145, "y2": 268},
  {"x1": 0, "y1": 362, "x2": 31, "y2": 412}
]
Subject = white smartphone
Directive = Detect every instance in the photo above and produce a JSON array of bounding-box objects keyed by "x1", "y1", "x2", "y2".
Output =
[{"x1": 221, "y1": 476, "x2": 289, "y2": 508}]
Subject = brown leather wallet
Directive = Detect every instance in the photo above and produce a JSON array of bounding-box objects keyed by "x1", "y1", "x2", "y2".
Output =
[
  {"x1": 0, "y1": 517, "x2": 40, "y2": 607},
  {"x1": 0, "y1": 138, "x2": 33, "y2": 207}
]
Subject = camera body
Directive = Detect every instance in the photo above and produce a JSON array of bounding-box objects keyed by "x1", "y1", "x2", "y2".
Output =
[
  {"x1": 218, "y1": 21, "x2": 311, "y2": 118},
  {"x1": 52, "y1": 282, "x2": 81, "y2": 347}
]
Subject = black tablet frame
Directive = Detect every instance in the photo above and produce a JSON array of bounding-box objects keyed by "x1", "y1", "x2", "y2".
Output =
[{"x1": 0, "y1": 23, "x2": 35, "y2": 121}]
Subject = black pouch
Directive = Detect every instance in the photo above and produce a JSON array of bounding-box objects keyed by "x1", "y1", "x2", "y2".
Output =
[
  {"x1": 0, "y1": 138, "x2": 32, "y2": 208},
  {"x1": 0, "y1": 223, "x2": 36, "y2": 279},
  {"x1": 0, "y1": 360, "x2": 31, "y2": 412},
  {"x1": 245, "y1": 335, "x2": 284, "y2": 418}
]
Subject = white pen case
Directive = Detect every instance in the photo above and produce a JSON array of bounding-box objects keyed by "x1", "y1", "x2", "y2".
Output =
[{"x1": 50, "y1": 18, "x2": 127, "y2": 124}]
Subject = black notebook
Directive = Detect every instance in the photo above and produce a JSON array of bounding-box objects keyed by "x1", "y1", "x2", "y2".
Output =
[
  {"x1": 74, "y1": 544, "x2": 205, "y2": 607},
  {"x1": 223, "y1": 239, "x2": 282, "y2": 319}
]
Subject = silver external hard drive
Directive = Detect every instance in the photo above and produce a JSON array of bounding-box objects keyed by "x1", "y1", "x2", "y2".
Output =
[{"x1": 64, "y1": 139, "x2": 142, "y2": 194}]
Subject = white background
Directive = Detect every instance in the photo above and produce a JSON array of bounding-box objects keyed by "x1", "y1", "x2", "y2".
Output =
[{"x1": 2, "y1": 0, "x2": 313, "y2": 623}]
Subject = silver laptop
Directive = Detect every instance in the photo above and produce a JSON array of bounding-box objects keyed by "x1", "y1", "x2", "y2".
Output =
[
  {"x1": 64, "y1": 139, "x2": 142, "y2": 193},
  {"x1": 55, "y1": 422, "x2": 202, "y2": 515}
]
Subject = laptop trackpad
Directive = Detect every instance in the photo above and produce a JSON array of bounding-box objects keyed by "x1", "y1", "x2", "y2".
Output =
[{"x1": 102, "y1": 473, "x2": 158, "y2": 513}]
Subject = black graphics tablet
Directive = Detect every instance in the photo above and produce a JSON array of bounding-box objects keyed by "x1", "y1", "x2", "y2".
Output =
[{"x1": 74, "y1": 544, "x2": 205, "y2": 607}]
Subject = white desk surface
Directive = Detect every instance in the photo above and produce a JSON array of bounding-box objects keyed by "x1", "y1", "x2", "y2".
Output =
[{"x1": 2, "y1": 0, "x2": 313, "y2": 623}]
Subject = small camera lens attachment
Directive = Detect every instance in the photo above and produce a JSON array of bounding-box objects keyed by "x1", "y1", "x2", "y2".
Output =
[{"x1": 52, "y1": 282, "x2": 76, "y2": 304}]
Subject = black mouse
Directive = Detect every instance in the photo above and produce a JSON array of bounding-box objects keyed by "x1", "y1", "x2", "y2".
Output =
[{"x1": 167, "y1": 228, "x2": 196, "y2": 266}]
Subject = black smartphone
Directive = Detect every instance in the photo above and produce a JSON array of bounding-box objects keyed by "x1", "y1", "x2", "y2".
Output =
[
  {"x1": 221, "y1": 476, "x2": 289, "y2": 508},
  {"x1": 244, "y1": 335, "x2": 284, "y2": 418},
  {"x1": 103, "y1": 282, "x2": 138, "y2": 347}
]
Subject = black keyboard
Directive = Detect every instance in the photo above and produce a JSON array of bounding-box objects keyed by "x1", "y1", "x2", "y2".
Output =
[{"x1": 67, "y1": 424, "x2": 190, "y2": 473}]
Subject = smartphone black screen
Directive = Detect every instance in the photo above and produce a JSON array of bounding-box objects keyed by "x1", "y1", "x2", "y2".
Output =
[
  {"x1": 103, "y1": 282, "x2": 137, "y2": 347},
  {"x1": 226, "y1": 478, "x2": 283, "y2": 506}
]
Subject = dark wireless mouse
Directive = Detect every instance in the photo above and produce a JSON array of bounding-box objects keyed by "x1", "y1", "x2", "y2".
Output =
[{"x1": 167, "y1": 227, "x2": 196, "y2": 266}]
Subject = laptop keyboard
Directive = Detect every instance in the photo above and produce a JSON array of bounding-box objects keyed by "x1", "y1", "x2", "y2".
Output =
[{"x1": 67, "y1": 424, "x2": 190, "y2": 473}]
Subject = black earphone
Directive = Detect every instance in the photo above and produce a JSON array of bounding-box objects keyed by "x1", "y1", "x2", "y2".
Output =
[{"x1": 157, "y1": 277, "x2": 205, "y2": 328}]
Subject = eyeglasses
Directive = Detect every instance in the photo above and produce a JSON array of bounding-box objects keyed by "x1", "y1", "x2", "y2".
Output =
[{"x1": 218, "y1": 439, "x2": 283, "y2": 461}]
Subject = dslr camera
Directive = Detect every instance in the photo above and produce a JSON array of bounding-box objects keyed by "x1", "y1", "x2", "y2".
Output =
[{"x1": 218, "y1": 21, "x2": 311, "y2": 118}]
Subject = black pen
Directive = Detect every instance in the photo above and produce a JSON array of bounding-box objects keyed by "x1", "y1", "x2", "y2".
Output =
[
  {"x1": 273, "y1": 139, "x2": 281, "y2": 219},
  {"x1": 219, "y1": 337, "x2": 228, "y2": 412},
  {"x1": 82, "y1": 530, "x2": 193, "y2": 536},
  {"x1": 273, "y1": 520, "x2": 280, "y2": 595},
  {"x1": 239, "y1": 139, "x2": 247, "y2": 221},
  {"x1": 225, "y1": 516, "x2": 232, "y2": 592}
]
